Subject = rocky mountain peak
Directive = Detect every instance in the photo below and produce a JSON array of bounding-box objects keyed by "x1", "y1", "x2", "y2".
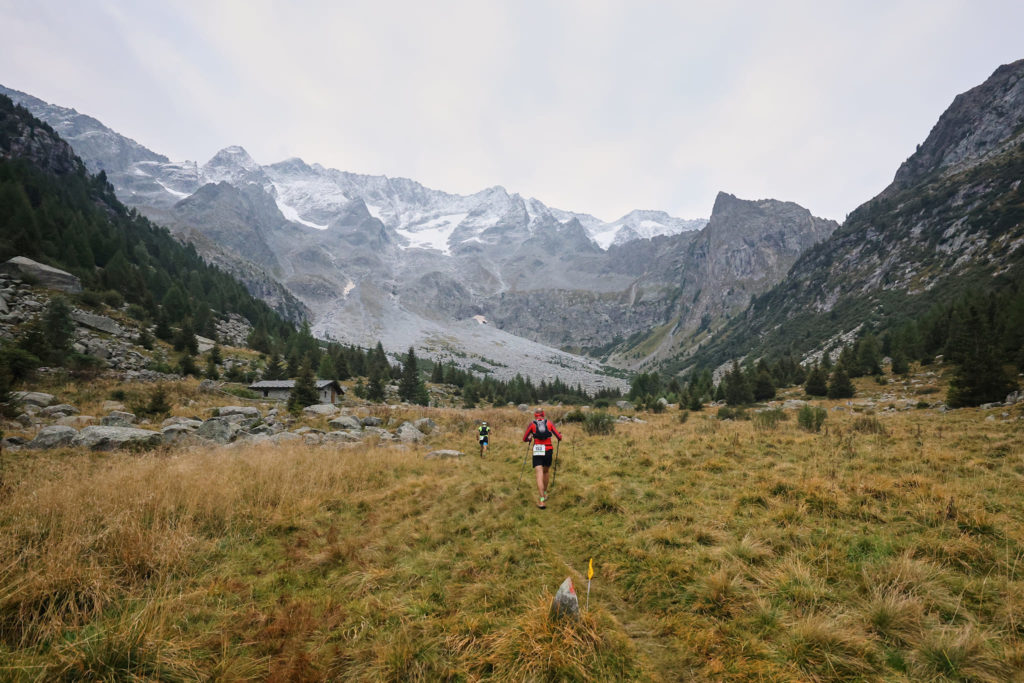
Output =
[
  {"x1": 202, "y1": 145, "x2": 262, "y2": 185},
  {"x1": 890, "y1": 58, "x2": 1024, "y2": 190}
]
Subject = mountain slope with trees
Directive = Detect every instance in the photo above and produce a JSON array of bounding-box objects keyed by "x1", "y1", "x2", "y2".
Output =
[
  {"x1": 681, "y1": 59, "x2": 1024, "y2": 404},
  {"x1": 0, "y1": 93, "x2": 299, "y2": 353}
]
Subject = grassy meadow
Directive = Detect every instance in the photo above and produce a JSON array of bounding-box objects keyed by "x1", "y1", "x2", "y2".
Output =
[{"x1": 1, "y1": 381, "x2": 1023, "y2": 680}]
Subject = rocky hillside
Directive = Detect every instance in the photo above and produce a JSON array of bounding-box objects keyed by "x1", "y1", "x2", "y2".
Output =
[{"x1": 688, "y1": 58, "x2": 1024, "y2": 373}]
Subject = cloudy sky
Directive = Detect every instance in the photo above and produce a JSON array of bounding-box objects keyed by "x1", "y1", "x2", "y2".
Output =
[{"x1": 2, "y1": 1, "x2": 1022, "y2": 222}]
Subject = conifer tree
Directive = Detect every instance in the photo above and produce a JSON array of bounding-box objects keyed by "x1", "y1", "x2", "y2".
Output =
[
  {"x1": 287, "y1": 357, "x2": 319, "y2": 412},
  {"x1": 367, "y1": 366, "x2": 385, "y2": 402},
  {"x1": 723, "y1": 361, "x2": 753, "y2": 406},
  {"x1": 827, "y1": 366, "x2": 855, "y2": 399},
  {"x1": 318, "y1": 353, "x2": 337, "y2": 380},
  {"x1": 947, "y1": 304, "x2": 1015, "y2": 407},
  {"x1": 752, "y1": 368, "x2": 776, "y2": 401},
  {"x1": 803, "y1": 364, "x2": 828, "y2": 396},
  {"x1": 398, "y1": 347, "x2": 424, "y2": 403},
  {"x1": 430, "y1": 362, "x2": 444, "y2": 383},
  {"x1": 42, "y1": 296, "x2": 74, "y2": 362},
  {"x1": 263, "y1": 353, "x2": 286, "y2": 380}
]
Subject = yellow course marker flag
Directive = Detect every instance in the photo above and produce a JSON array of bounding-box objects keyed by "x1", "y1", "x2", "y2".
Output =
[{"x1": 586, "y1": 557, "x2": 594, "y2": 611}]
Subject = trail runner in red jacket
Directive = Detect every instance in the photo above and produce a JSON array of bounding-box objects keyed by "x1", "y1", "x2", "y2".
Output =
[{"x1": 523, "y1": 409, "x2": 563, "y2": 509}]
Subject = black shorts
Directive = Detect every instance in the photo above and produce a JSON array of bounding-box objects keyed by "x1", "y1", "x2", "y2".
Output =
[
  {"x1": 532, "y1": 448, "x2": 553, "y2": 468},
  {"x1": 479, "y1": 437, "x2": 488, "y2": 445}
]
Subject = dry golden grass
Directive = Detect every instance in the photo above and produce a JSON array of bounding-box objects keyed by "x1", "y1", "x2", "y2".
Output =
[{"x1": 1, "y1": 389, "x2": 1023, "y2": 680}]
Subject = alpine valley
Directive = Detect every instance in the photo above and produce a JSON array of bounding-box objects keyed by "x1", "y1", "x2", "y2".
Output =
[{"x1": 1, "y1": 85, "x2": 837, "y2": 389}]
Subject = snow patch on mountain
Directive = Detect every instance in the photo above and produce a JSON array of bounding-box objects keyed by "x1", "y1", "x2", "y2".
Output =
[{"x1": 395, "y1": 213, "x2": 469, "y2": 254}]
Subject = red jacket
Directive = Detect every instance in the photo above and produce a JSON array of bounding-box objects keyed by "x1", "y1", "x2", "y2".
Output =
[{"x1": 523, "y1": 418, "x2": 563, "y2": 447}]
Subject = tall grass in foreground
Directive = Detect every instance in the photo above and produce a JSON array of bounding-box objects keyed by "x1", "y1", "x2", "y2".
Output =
[{"x1": 1, "y1": 400, "x2": 1023, "y2": 680}]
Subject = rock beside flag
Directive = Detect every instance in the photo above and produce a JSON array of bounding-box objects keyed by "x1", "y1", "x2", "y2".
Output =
[{"x1": 549, "y1": 577, "x2": 580, "y2": 621}]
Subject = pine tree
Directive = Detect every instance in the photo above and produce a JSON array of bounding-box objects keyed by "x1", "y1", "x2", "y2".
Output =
[
  {"x1": 398, "y1": 347, "x2": 423, "y2": 403},
  {"x1": 204, "y1": 354, "x2": 220, "y2": 380},
  {"x1": 804, "y1": 364, "x2": 828, "y2": 396},
  {"x1": 430, "y1": 362, "x2": 444, "y2": 383},
  {"x1": 752, "y1": 369, "x2": 776, "y2": 401},
  {"x1": 178, "y1": 353, "x2": 199, "y2": 377},
  {"x1": 827, "y1": 366, "x2": 855, "y2": 399},
  {"x1": 947, "y1": 304, "x2": 1015, "y2": 407},
  {"x1": 287, "y1": 357, "x2": 319, "y2": 412},
  {"x1": 367, "y1": 366, "x2": 385, "y2": 402},
  {"x1": 318, "y1": 353, "x2": 337, "y2": 380},
  {"x1": 42, "y1": 296, "x2": 75, "y2": 362},
  {"x1": 723, "y1": 361, "x2": 753, "y2": 406},
  {"x1": 263, "y1": 353, "x2": 286, "y2": 380}
]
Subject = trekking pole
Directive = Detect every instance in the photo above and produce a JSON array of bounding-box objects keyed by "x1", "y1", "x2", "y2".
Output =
[
  {"x1": 549, "y1": 438, "x2": 561, "y2": 492},
  {"x1": 518, "y1": 439, "x2": 532, "y2": 485}
]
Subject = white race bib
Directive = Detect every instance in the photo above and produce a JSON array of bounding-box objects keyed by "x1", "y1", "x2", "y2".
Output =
[{"x1": 533, "y1": 444, "x2": 547, "y2": 457}]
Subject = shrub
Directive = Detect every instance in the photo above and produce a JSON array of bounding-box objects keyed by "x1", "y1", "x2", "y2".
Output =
[
  {"x1": 678, "y1": 410, "x2": 689, "y2": 424},
  {"x1": 753, "y1": 408, "x2": 786, "y2": 430},
  {"x1": 592, "y1": 398, "x2": 610, "y2": 409},
  {"x1": 851, "y1": 416, "x2": 888, "y2": 436},
  {"x1": 101, "y1": 290, "x2": 124, "y2": 309},
  {"x1": 797, "y1": 405, "x2": 827, "y2": 432},
  {"x1": 717, "y1": 406, "x2": 749, "y2": 421},
  {"x1": 582, "y1": 411, "x2": 615, "y2": 435},
  {"x1": 563, "y1": 408, "x2": 586, "y2": 423}
]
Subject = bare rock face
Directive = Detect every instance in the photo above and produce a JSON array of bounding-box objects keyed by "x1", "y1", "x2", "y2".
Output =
[
  {"x1": 0, "y1": 257, "x2": 82, "y2": 293},
  {"x1": 12, "y1": 391, "x2": 55, "y2": 407},
  {"x1": 550, "y1": 577, "x2": 581, "y2": 621}
]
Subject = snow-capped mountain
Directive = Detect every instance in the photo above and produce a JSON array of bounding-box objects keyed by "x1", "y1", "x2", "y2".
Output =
[{"x1": 2, "y1": 83, "x2": 833, "y2": 379}]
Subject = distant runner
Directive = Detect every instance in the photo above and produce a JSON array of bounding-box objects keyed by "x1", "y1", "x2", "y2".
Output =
[
  {"x1": 523, "y1": 409, "x2": 562, "y2": 509},
  {"x1": 477, "y1": 421, "x2": 490, "y2": 457}
]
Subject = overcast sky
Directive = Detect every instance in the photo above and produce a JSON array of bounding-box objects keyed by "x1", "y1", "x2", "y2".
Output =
[{"x1": 2, "y1": 1, "x2": 1022, "y2": 222}]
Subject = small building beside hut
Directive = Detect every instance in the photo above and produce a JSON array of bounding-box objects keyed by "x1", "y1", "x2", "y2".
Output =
[{"x1": 248, "y1": 379, "x2": 344, "y2": 404}]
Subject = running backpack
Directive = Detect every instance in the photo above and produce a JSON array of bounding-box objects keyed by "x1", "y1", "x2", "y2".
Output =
[{"x1": 533, "y1": 419, "x2": 551, "y2": 440}]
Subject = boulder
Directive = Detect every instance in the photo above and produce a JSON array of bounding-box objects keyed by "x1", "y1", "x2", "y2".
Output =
[
  {"x1": 616, "y1": 400, "x2": 634, "y2": 411},
  {"x1": 517, "y1": 404, "x2": 530, "y2": 412},
  {"x1": 360, "y1": 416, "x2": 383, "y2": 427},
  {"x1": 70, "y1": 310, "x2": 122, "y2": 335},
  {"x1": 12, "y1": 391, "x2": 55, "y2": 407},
  {"x1": 199, "y1": 379, "x2": 219, "y2": 393},
  {"x1": 0, "y1": 256, "x2": 81, "y2": 293},
  {"x1": 27, "y1": 425, "x2": 78, "y2": 449},
  {"x1": 362, "y1": 426, "x2": 394, "y2": 441},
  {"x1": 102, "y1": 400, "x2": 126, "y2": 412},
  {"x1": 783, "y1": 400, "x2": 808, "y2": 410},
  {"x1": 395, "y1": 422, "x2": 424, "y2": 442},
  {"x1": 325, "y1": 430, "x2": 363, "y2": 443},
  {"x1": 161, "y1": 424, "x2": 198, "y2": 444},
  {"x1": 549, "y1": 577, "x2": 581, "y2": 621},
  {"x1": 195, "y1": 335, "x2": 216, "y2": 353},
  {"x1": 413, "y1": 417, "x2": 438, "y2": 434},
  {"x1": 1006, "y1": 390, "x2": 1024, "y2": 405},
  {"x1": 40, "y1": 403, "x2": 79, "y2": 418},
  {"x1": 656, "y1": 397, "x2": 669, "y2": 407},
  {"x1": 71, "y1": 426, "x2": 162, "y2": 451},
  {"x1": 56, "y1": 415, "x2": 96, "y2": 427},
  {"x1": 217, "y1": 406, "x2": 261, "y2": 419},
  {"x1": 195, "y1": 417, "x2": 239, "y2": 444},
  {"x1": 271, "y1": 432, "x2": 301, "y2": 444},
  {"x1": 329, "y1": 415, "x2": 362, "y2": 431},
  {"x1": 161, "y1": 416, "x2": 203, "y2": 429},
  {"x1": 303, "y1": 404, "x2": 339, "y2": 417},
  {"x1": 101, "y1": 411, "x2": 138, "y2": 427},
  {"x1": 424, "y1": 449, "x2": 463, "y2": 459}
]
